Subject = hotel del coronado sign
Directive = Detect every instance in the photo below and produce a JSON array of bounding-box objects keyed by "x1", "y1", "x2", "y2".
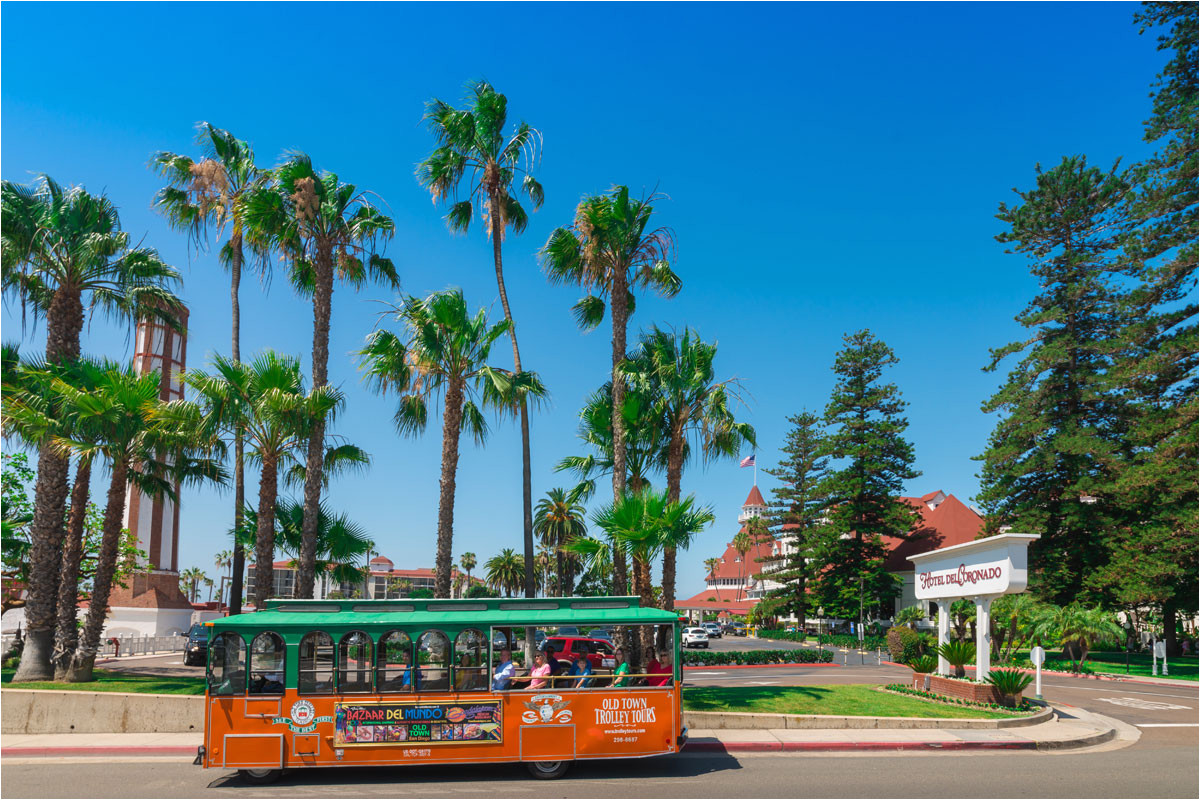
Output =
[{"x1": 907, "y1": 533, "x2": 1039, "y2": 680}]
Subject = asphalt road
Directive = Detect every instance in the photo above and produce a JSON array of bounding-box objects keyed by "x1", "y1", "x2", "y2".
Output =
[{"x1": 2, "y1": 740, "x2": 1197, "y2": 799}]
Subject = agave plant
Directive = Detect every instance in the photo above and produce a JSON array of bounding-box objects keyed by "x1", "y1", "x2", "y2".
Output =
[
  {"x1": 935, "y1": 641, "x2": 976, "y2": 678},
  {"x1": 985, "y1": 668, "x2": 1033, "y2": 706},
  {"x1": 909, "y1": 655, "x2": 937, "y2": 674}
]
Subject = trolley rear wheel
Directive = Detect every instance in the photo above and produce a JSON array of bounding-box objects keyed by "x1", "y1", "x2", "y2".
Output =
[{"x1": 527, "y1": 761, "x2": 570, "y2": 779}]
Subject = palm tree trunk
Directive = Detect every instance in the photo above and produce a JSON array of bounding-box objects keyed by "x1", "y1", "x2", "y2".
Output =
[
  {"x1": 298, "y1": 253, "x2": 333, "y2": 599},
  {"x1": 488, "y1": 207, "x2": 536, "y2": 601},
  {"x1": 53, "y1": 460, "x2": 91, "y2": 679},
  {"x1": 14, "y1": 287, "x2": 85, "y2": 683},
  {"x1": 253, "y1": 456, "x2": 280, "y2": 610},
  {"x1": 609, "y1": 272, "x2": 631, "y2": 597},
  {"x1": 65, "y1": 460, "x2": 129, "y2": 683},
  {"x1": 435, "y1": 380, "x2": 466, "y2": 598},
  {"x1": 659, "y1": 428, "x2": 685, "y2": 650},
  {"x1": 229, "y1": 232, "x2": 247, "y2": 616}
]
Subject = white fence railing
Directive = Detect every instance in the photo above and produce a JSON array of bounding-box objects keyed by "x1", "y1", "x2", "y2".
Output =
[{"x1": 1, "y1": 634, "x2": 186, "y2": 659}]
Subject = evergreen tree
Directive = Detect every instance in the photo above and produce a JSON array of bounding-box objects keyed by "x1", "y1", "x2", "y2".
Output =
[
  {"x1": 977, "y1": 156, "x2": 1133, "y2": 606},
  {"x1": 757, "y1": 411, "x2": 833, "y2": 632},
  {"x1": 1099, "y1": 3, "x2": 1198, "y2": 653},
  {"x1": 814, "y1": 331, "x2": 919, "y2": 620}
]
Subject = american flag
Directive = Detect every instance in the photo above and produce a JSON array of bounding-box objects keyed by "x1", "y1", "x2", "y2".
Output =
[{"x1": 739, "y1": 454, "x2": 756, "y2": 468}]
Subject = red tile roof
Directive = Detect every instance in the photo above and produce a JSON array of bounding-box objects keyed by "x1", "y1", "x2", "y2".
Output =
[
  {"x1": 675, "y1": 589, "x2": 759, "y2": 613},
  {"x1": 884, "y1": 493, "x2": 983, "y2": 571},
  {"x1": 743, "y1": 485, "x2": 767, "y2": 507},
  {"x1": 707, "y1": 533, "x2": 782, "y2": 581}
]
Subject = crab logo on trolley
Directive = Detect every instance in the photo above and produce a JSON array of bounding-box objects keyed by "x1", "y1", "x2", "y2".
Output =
[
  {"x1": 522, "y1": 694, "x2": 572, "y2": 724},
  {"x1": 291, "y1": 700, "x2": 316, "y2": 726}
]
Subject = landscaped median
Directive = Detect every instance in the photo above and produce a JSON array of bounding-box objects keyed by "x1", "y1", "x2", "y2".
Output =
[{"x1": 680, "y1": 649, "x2": 834, "y2": 667}]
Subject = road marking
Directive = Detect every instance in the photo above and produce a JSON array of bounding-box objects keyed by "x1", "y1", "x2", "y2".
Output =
[
  {"x1": 745, "y1": 680, "x2": 779, "y2": 685},
  {"x1": 686, "y1": 671, "x2": 727, "y2": 676},
  {"x1": 1135, "y1": 723, "x2": 1199, "y2": 727},
  {"x1": 1095, "y1": 697, "x2": 1191, "y2": 710},
  {"x1": 1043, "y1": 683, "x2": 1198, "y2": 699}
]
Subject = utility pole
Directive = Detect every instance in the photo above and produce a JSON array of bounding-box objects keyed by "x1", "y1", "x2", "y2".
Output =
[{"x1": 858, "y1": 574, "x2": 864, "y2": 644}]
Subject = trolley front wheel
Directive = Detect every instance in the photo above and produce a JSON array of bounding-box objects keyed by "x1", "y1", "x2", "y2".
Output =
[
  {"x1": 527, "y1": 760, "x2": 570, "y2": 780},
  {"x1": 238, "y1": 768, "x2": 282, "y2": 785}
]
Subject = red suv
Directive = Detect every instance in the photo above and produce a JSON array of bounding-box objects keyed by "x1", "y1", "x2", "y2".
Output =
[{"x1": 541, "y1": 637, "x2": 618, "y2": 672}]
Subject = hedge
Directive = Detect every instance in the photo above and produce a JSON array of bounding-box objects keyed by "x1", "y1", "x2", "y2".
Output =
[
  {"x1": 884, "y1": 683, "x2": 1034, "y2": 713},
  {"x1": 681, "y1": 648, "x2": 835, "y2": 666},
  {"x1": 758, "y1": 629, "x2": 888, "y2": 651}
]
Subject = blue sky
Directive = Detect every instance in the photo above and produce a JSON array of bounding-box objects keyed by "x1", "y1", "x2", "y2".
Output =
[{"x1": 1, "y1": 2, "x2": 1165, "y2": 597}]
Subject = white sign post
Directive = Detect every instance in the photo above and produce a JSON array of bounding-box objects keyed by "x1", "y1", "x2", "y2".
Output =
[
  {"x1": 908, "y1": 533, "x2": 1040, "y2": 681},
  {"x1": 1030, "y1": 645, "x2": 1046, "y2": 699},
  {"x1": 1154, "y1": 640, "x2": 1167, "y2": 676}
]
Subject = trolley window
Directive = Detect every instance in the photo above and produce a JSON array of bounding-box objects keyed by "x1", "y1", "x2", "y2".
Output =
[
  {"x1": 416, "y1": 630, "x2": 450, "y2": 692},
  {"x1": 298, "y1": 631, "x2": 335, "y2": 694},
  {"x1": 339, "y1": 630, "x2": 374, "y2": 693},
  {"x1": 378, "y1": 630, "x2": 414, "y2": 693},
  {"x1": 248, "y1": 632, "x2": 285, "y2": 695},
  {"x1": 453, "y1": 629, "x2": 488, "y2": 692},
  {"x1": 208, "y1": 632, "x2": 245, "y2": 696}
]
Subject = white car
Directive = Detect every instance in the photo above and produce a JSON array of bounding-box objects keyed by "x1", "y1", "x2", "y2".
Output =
[{"x1": 682, "y1": 627, "x2": 710, "y2": 648}]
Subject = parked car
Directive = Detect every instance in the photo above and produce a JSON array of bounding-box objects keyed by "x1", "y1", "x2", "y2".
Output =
[
  {"x1": 555, "y1": 625, "x2": 581, "y2": 637},
  {"x1": 587, "y1": 628, "x2": 614, "y2": 645},
  {"x1": 541, "y1": 636, "x2": 618, "y2": 672},
  {"x1": 681, "y1": 628, "x2": 710, "y2": 649},
  {"x1": 702, "y1": 622, "x2": 722, "y2": 639},
  {"x1": 183, "y1": 623, "x2": 208, "y2": 666}
]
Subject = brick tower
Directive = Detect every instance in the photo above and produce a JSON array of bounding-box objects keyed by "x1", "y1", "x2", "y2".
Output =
[{"x1": 104, "y1": 308, "x2": 195, "y2": 635}]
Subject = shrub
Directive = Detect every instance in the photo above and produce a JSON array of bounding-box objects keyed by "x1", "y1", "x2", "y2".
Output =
[
  {"x1": 936, "y1": 641, "x2": 976, "y2": 678},
  {"x1": 884, "y1": 684, "x2": 1033, "y2": 713},
  {"x1": 909, "y1": 655, "x2": 937, "y2": 673},
  {"x1": 680, "y1": 648, "x2": 834, "y2": 666},
  {"x1": 887, "y1": 626, "x2": 922, "y2": 663},
  {"x1": 986, "y1": 668, "x2": 1033, "y2": 704}
]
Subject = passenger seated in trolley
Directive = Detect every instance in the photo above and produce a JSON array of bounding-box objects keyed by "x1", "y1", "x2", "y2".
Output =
[{"x1": 492, "y1": 648, "x2": 515, "y2": 690}]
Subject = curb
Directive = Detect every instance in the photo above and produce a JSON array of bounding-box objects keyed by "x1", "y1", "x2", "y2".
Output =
[
  {"x1": 885, "y1": 662, "x2": 1194, "y2": 689},
  {"x1": 2, "y1": 746, "x2": 197, "y2": 758},
  {"x1": 683, "y1": 663, "x2": 838, "y2": 672},
  {"x1": 683, "y1": 740, "x2": 1035, "y2": 753}
]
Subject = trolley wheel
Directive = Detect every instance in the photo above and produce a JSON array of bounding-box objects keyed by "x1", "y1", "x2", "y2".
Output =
[
  {"x1": 527, "y1": 760, "x2": 570, "y2": 780},
  {"x1": 238, "y1": 768, "x2": 282, "y2": 785}
]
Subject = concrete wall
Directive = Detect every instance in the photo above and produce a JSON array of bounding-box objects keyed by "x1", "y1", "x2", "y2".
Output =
[{"x1": 1, "y1": 690, "x2": 204, "y2": 734}]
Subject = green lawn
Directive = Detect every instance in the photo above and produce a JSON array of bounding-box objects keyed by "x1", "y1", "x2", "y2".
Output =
[
  {"x1": 1, "y1": 667, "x2": 205, "y2": 695},
  {"x1": 682, "y1": 685, "x2": 1022, "y2": 719},
  {"x1": 1003, "y1": 650, "x2": 1198, "y2": 682}
]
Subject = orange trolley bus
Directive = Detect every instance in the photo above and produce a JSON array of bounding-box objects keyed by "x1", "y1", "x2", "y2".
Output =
[{"x1": 197, "y1": 596, "x2": 686, "y2": 783}]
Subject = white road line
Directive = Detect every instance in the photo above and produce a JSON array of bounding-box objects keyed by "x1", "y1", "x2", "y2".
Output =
[
  {"x1": 1042, "y1": 683, "x2": 1198, "y2": 699},
  {"x1": 685, "y1": 671, "x2": 727, "y2": 676},
  {"x1": 1135, "y1": 723, "x2": 1200, "y2": 728},
  {"x1": 745, "y1": 681, "x2": 779, "y2": 685}
]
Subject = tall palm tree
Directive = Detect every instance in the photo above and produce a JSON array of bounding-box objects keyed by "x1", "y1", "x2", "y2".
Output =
[
  {"x1": 542, "y1": 185, "x2": 681, "y2": 596},
  {"x1": 459, "y1": 551, "x2": 477, "y2": 588},
  {"x1": 732, "y1": 530, "x2": 753, "y2": 602},
  {"x1": 704, "y1": 557, "x2": 721, "y2": 602},
  {"x1": 556, "y1": 382, "x2": 667, "y2": 500},
  {"x1": 244, "y1": 154, "x2": 397, "y2": 600},
  {"x1": 233, "y1": 499, "x2": 374, "y2": 597},
  {"x1": 183, "y1": 351, "x2": 346, "y2": 609},
  {"x1": 572, "y1": 488, "x2": 714, "y2": 661},
  {"x1": 50, "y1": 364, "x2": 225, "y2": 682},
  {"x1": 533, "y1": 487, "x2": 588, "y2": 597},
  {"x1": 484, "y1": 548, "x2": 525, "y2": 597},
  {"x1": 626, "y1": 327, "x2": 755, "y2": 618},
  {"x1": 1, "y1": 176, "x2": 183, "y2": 682},
  {"x1": 213, "y1": 549, "x2": 232, "y2": 609},
  {"x1": 417, "y1": 80, "x2": 545, "y2": 598},
  {"x1": 359, "y1": 289, "x2": 545, "y2": 597},
  {"x1": 535, "y1": 546, "x2": 555, "y2": 596},
  {"x1": 153, "y1": 123, "x2": 268, "y2": 617},
  {"x1": 180, "y1": 567, "x2": 207, "y2": 603}
]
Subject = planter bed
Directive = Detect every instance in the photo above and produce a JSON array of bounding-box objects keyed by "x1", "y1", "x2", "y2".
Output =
[
  {"x1": 908, "y1": 671, "x2": 1009, "y2": 705},
  {"x1": 885, "y1": 684, "x2": 1037, "y2": 715}
]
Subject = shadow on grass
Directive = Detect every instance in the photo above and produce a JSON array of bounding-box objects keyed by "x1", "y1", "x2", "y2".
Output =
[
  {"x1": 684, "y1": 685, "x2": 834, "y2": 711},
  {"x1": 2, "y1": 667, "x2": 205, "y2": 695}
]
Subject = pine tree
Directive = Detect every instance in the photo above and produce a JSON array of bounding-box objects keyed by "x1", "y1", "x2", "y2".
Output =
[
  {"x1": 757, "y1": 411, "x2": 833, "y2": 632},
  {"x1": 977, "y1": 156, "x2": 1133, "y2": 606},
  {"x1": 1099, "y1": 3, "x2": 1198, "y2": 653},
  {"x1": 814, "y1": 331, "x2": 920, "y2": 621}
]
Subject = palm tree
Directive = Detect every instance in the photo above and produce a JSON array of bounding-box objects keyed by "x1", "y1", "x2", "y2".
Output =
[
  {"x1": 535, "y1": 546, "x2": 555, "y2": 595},
  {"x1": 626, "y1": 327, "x2": 755, "y2": 617},
  {"x1": 180, "y1": 567, "x2": 207, "y2": 603},
  {"x1": 541, "y1": 185, "x2": 681, "y2": 597},
  {"x1": 573, "y1": 488, "x2": 714, "y2": 661},
  {"x1": 704, "y1": 557, "x2": 722, "y2": 602},
  {"x1": 359, "y1": 289, "x2": 546, "y2": 598},
  {"x1": 183, "y1": 351, "x2": 346, "y2": 609},
  {"x1": 50, "y1": 363, "x2": 224, "y2": 681},
  {"x1": 732, "y1": 530, "x2": 752, "y2": 602},
  {"x1": 1029, "y1": 603, "x2": 1123, "y2": 672},
  {"x1": 460, "y1": 552, "x2": 477, "y2": 588},
  {"x1": 152, "y1": 124, "x2": 268, "y2": 617},
  {"x1": 533, "y1": 487, "x2": 588, "y2": 597},
  {"x1": 1, "y1": 176, "x2": 183, "y2": 682},
  {"x1": 485, "y1": 548, "x2": 525, "y2": 597},
  {"x1": 417, "y1": 80, "x2": 545, "y2": 599},
  {"x1": 244, "y1": 153, "x2": 397, "y2": 600},
  {"x1": 233, "y1": 499, "x2": 374, "y2": 598},
  {"x1": 556, "y1": 382, "x2": 667, "y2": 500},
  {"x1": 213, "y1": 549, "x2": 232, "y2": 609}
]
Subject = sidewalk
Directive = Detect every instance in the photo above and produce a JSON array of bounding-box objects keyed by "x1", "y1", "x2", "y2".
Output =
[{"x1": 0, "y1": 706, "x2": 1132, "y2": 758}]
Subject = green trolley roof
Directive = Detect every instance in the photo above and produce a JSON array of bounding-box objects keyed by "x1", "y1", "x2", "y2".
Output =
[{"x1": 209, "y1": 596, "x2": 681, "y2": 632}]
